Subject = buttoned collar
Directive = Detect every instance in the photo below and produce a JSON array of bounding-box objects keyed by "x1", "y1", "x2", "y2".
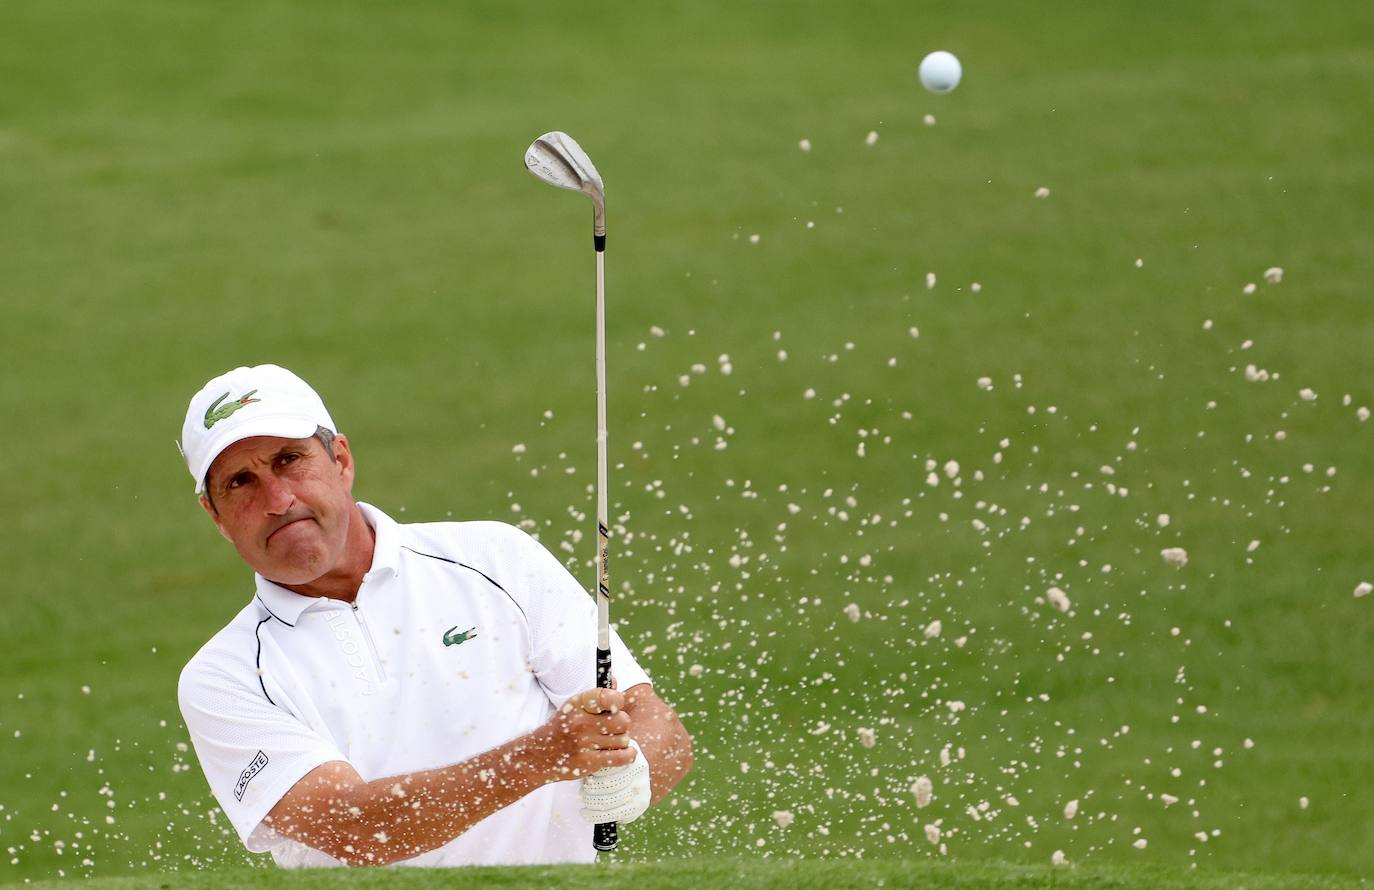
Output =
[{"x1": 253, "y1": 501, "x2": 401, "y2": 627}]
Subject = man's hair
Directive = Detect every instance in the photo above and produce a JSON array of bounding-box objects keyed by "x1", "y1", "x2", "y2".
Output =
[
  {"x1": 313, "y1": 426, "x2": 337, "y2": 460},
  {"x1": 201, "y1": 426, "x2": 337, "y2": 514}
]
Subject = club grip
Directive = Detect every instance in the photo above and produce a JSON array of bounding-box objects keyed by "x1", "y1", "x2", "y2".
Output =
[
  {"x1": 593, "y1": 820, "x2": 618, "y2": 851},
  {"x1": 596, "y1": 646, "x2": 613, "y2": 691},
  {"x1": 593, "y1": 645, "x2": 617, "y2": 851}
]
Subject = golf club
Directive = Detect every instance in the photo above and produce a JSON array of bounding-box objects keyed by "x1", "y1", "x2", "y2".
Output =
[{"x1": 523, "y1": 131, "x2": 617, "y2": 853}]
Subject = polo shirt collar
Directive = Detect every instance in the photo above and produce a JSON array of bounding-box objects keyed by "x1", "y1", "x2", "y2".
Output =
[
  {"x1": 357, "y1": 501, "x2": 402, "y2": 580},
  {"x1": 252, "y1": 501, "x2": 402, "y2": 626}
]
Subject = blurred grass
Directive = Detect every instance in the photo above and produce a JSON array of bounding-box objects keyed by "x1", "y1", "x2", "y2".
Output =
[
  {"x1": 2, "y1": 0, "x2": 1373, "y2": 882},
  {"x1": 6, "y1": 858, "x2": 1372, "y2": 890}
]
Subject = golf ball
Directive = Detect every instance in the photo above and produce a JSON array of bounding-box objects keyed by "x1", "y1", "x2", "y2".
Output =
[{"x1": 919, "y1": 51, "x2": 962, "y2": 94}]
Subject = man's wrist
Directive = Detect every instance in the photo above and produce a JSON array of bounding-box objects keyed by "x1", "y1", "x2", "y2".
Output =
[{"x1": 511, "y1": 724, "x2": 560, "y2": 787}]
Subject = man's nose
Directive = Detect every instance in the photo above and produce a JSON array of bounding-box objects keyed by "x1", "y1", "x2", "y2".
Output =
[{"x1": 260, "y1": 474, "x2": 295, "y2": 514}]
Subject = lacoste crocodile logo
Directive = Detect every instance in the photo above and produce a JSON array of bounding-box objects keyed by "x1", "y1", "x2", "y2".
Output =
[
  {"x1": 204, "y1": 390, "x2": 261, "y2": 429},
  {"x1": 443, "y1": 626, "x2": 478, "y2": 647}
]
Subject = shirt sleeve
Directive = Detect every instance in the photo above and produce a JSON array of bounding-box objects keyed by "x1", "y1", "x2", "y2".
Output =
[
  {"x1": 498, "y1": 525, "x2": 652, "y2": 710},
  {"x1": 178, "y1": 651, "x2": 348, "y2": 852}
]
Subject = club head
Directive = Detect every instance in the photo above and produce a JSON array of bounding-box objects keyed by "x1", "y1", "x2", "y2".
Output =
[{"x1": 525, "y1": 131, "x2": 606, "y2": 237}]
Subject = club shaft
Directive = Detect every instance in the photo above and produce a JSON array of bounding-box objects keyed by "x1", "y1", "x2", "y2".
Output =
[
  {"x1": 592, "y1": 242, "x2": 619, "y2": 853},
  {"x1": 595, "y1": 247, "x2": 609, "y2": 653}
]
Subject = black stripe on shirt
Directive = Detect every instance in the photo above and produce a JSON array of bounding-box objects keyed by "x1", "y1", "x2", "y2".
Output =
[
  {"x1": 254, "y1": 616, "x2": 278, "y2": 707},
  {"x1": 401, "y1": 545, "x2": 529, "y2": 624}
]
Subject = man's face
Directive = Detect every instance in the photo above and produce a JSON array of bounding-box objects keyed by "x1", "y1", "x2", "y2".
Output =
[{"x1": 200, "y1": 434, "x2": 356, "y2": 586}]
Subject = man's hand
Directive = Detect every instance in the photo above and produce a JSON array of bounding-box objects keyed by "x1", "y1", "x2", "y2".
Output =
[
  {"x1": 530, "y1": 688, "x2": 637, "y2": 780},
  {"x1": 579, "y1": 738, "x2": 651, "y2": 824}
]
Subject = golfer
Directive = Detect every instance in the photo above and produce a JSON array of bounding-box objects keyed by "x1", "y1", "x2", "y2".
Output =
[{"x1": 176, "y1": 364, "x2": 692, "y2": 867}]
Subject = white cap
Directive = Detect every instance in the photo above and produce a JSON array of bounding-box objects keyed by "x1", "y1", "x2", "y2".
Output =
[{"x1": 179, "y1": 364, "x2": 338, "y2": 494}]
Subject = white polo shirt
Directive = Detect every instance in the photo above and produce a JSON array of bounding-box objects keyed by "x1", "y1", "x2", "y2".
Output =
[{"x1": 177, "y1": 502, "x2": 650, "y2": 868}]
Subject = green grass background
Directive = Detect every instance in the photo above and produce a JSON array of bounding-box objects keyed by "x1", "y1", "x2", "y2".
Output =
[
  {"x1": 3, "y1": 0, "x2": 1372, "y2": 884},
  {"x1": 10, "y1": 860, "x2": 1374, "y2": 890}
]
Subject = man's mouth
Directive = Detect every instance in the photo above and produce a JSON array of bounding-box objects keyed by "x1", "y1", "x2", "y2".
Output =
[{"x1": 266, "y1": 517, "x2": 314, "y2": 545}]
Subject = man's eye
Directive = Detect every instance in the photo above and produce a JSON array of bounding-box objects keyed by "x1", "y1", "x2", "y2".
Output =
[
  {"x1": 279, "y1": 452, "x2": 301, "y2": 466},
  {"x1": 227, "y1": 472, "x2": 253, "y2": 489}
]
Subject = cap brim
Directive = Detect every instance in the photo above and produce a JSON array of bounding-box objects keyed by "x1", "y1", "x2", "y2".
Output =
[{"x1": 193, "y1": 415, "x2": 323, "y2": 494}]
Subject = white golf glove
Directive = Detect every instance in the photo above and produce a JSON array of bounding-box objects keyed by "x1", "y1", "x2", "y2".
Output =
[{"x1": 579, "y1": 738, "x2": 651, "y2": 824}]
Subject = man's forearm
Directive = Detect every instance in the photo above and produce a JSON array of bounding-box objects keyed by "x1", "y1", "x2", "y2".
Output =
[
  {"x1": 624, "y1": 686, "x2": 693, "y2": 804},
  {"x1": 639, "y1": 722, "x2": 692, "y2": 804},
  {"x1": 267, "y1": 729, "x2": 554, "y2": 865}
]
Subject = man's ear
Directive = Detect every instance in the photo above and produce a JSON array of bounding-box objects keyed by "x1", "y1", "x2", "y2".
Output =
[
  {"x1": 199, "y1": 495, "x2": 233, "y2": 543},
  {"x1": 333, "y1": 435, "x2": 356, "y2": 491}
]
